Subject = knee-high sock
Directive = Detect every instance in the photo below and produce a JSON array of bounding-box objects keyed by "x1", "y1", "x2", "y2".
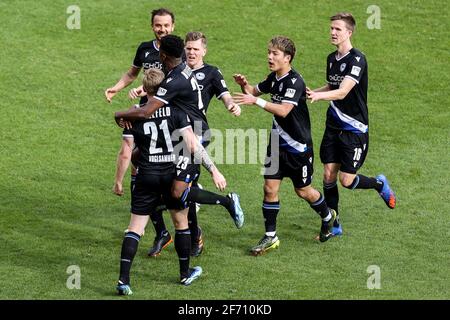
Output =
[
  {"x1": 262, "y1": 201, "x2": 280, "y2": 234},
  {"x1": 324, "y1": 181, "x2": 339, "y2": 227},
  {"x1": 344, "y1": 174, "x2": 383, "y2": 192},
  {"x1": 309, "y1": 193, "x2": 333, "y2": 232},
  {"x1": 119, "y1": 231, "x2": 140, "y2": 284},
  {"x1": 182, "y1": 187, "x2": 231, "y2": 209},
  {"x1": 187, "y1": 202, "x2": 199, "y2": 244},
  {"x1": 175, "y1": 229, "x2": 191, "y2": 279}
]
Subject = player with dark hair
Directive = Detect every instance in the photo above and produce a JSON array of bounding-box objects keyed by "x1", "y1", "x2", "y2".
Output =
[
  {"x1": 114, "y1": 35, "x2": 244, "y2": 250},
  {"x1": 147, "y1": 31, "x2": 242, "y2": 257},
  {"x1": 104, "y1": 8, "x2": 181, "y2": 254},
  {"x1": 233, "y1": 36, "x2": 337, "y2": 255},
  {"x1": 306, "y1": 12, "x2": 396, "y2": 237},
  {"x1": 114, "y1": 68, "x2": 230, "y2": 294},
  {"x1": 105, "y1": 8, "x2": 176, "y2": 104}
]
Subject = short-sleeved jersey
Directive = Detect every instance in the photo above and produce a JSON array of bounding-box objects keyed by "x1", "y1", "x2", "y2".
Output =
[
  {"x1": 257, "y1": 69, "x2": 312, "y2": 154},
  {"x1": 326, "y1": 48, "x2": 368, "y2": 133},
  {"x1": 132, "y1": 39, "x2": 186, "y2": 72},
  {"x1": 123, "y1": 105, "x2": 191, "y2": 175},
  {"x1": 154, "y1": 63, "x2": 209, "y2": 138},
  {"x1": 191, "y1": 64, "x2": 230, "y2": 113},
  {"x1": 133, "y1": 40, "x2": 163, "y2": 71}
]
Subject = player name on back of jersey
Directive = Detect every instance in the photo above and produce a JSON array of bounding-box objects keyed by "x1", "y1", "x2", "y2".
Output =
[
  {"x1": 148, "y1": 106, "x2": 171, "y2": 119},
  {"x1": 148, "y1": 154, "x2": 176, "y2": 163}
]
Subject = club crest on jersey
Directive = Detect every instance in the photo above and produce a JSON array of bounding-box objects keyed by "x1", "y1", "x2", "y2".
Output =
[
  {"x1": 157, "y1": 87, "x2": 167, "y2": 96},
  {"x1": 351, "y1": 66, "x2": 361, "y2": 77},
  {"x1": 340, "y1": 63, "x2": 346, "y2": 72},
  {"x1": 279, "y1": 83, "x2": 283, "y2": 92},
  {"x1": 195, "y1": 72, "x2": 205, "y2": 81},
  {"x1": 166, "y1": 77, "x2": 173, "y2": 83},
  {"x1": 355, "y1": 56, "x2": 361, "y2": 62},
  {"x1": 285, "y1": 88, "x2": 296, "y2": 98},
  {"x1": 145, "y1": 52, "x2": 150, "y2": 58},
  {"x1": 291, "y1": 78, "x2": 297, "y2": 84}
]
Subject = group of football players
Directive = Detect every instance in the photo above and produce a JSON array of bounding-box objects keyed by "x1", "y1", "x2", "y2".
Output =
[{"x1": 105, "y1": 8, "x2": 396, "y2": 295}]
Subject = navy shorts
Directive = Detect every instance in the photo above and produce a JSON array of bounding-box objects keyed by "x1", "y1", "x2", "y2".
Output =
[{"x1": 320, "y1": 127, "x2": 369, "y2": 174}]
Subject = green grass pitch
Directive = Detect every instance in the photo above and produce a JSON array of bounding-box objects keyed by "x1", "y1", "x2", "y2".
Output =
[{"x1": 0, "y1": 0, "x2": 448, "y2": 299}]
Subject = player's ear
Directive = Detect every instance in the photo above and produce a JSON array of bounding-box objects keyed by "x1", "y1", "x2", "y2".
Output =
[{"x1": 284, "y1": 53, "x2": 291, "y2": 63}]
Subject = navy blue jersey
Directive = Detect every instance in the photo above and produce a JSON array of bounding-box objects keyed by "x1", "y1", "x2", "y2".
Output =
[
  {"x1": 257, "y1": 69, "x2": 312, "y2": 154},
  {"x1": 132, "y1": 40, "x2": 163, "y2": 71},
  {"x1": 132, "y1": 39, "x2": 186, "y2": 73},
  {"x1": 326, "y1": 48, "x2": 368, "y2": 133},
  {"x1": 123, "y1": 105, "x2": 191, "y2": 175},
  {"x1": 191, "y1": 63, "x2": 230, "y2": 113},
  {"x1": 154, "y1": 63, "x2": 209, "y2": 138}
]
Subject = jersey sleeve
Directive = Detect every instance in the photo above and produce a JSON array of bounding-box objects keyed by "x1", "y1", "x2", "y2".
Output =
[
  {"x1": 154, "y1": 76, "x2": 185, "y2": 105},
  {"x1": 280, "y1": 78, "x2": 305, "y2": 106},
  {"x1": 122, "y1": 128, "x2": 134, "y2": 139},
  {"x1": 211, "y1": 68, "x2": 230, "y2": 99},
  {"x1": 344, "y1": 55, "x2": 367, "y2": 84},
  {"x1": 256, "y1": 74, "x2": 273, "y2": 94}
]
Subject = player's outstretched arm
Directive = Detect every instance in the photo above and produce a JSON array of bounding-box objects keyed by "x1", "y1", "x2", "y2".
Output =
[
  {"x1": 233, "y1": 93, "x2": 294, "y2": 118},
  {"x1": 307, "y1": 79, "x2": 355, "y2": 103},
  {"x1": 221, "y1": 93, "x2": 241, "y2": 117},
  {"x1": 180, "y1": 127, "x2": 227, "y2": 191},
  {"x1": 233, "y1": 74, "x2": 260, "y2": 96},
  {"x1": 105, "y1": 66, "x2": 141, "y2": 103},
  {"x1": 128, "y1": 85, "x2": 147, "y2": 100},
  {"x1": 113, "y1": 137, "x2": 134, "y2": 196},
  {"x1": 114, "y1": 96, "x2": 165, "y2": 125}
]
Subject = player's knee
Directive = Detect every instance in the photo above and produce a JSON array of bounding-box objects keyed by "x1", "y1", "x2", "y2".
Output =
[
  {"x1": 295, "y1": 186, "x2": 316, "y2": 202},
  {"x1": 263, "y1": 185, "x2": 278, "y2": 200},
  {"x1": 296, "y1": 188, "x2": 309, "y2": 200},
  {"x1": 339, "y1": 173, "x2": 355, "y2": 188},
  {"x1": 323, "y1": 170, "x2": 338, "y2": 184}
]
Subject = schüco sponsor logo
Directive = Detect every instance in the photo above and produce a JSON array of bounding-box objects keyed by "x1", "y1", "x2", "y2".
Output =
[
  {"x1": 270, "y1": 94, "x2": 283, "y2": 102},
  {"x1": 328, "y1": 74, "x2": 345, "y2": 82},
  {"x1": 143, "y1": 62, "x2": 163, "y2": 69}
]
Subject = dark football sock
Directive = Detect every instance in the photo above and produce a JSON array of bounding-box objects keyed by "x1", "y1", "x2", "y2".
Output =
[
  {"x1": 119, "y1": 231, "x2": 140, "y2": 285},
  {"x1": 182, "y1": 187, "x2": 232, "y2": 210},
  {"x1": 187, "y1": 202, "x2": 199, "y2": 244},
  {"x1": 175, "y1": 229, "x2": 191, "y2": 279},
  {"x1": 262, "y1": 201, "x2": 280, "y2": 233},
  {"x1": 346, "y1": 174, "x2": 383, "y2": 192},
  {"x1": 324, "y1": 180, "x2": 340, "y2": 227},
  {"x1": 150, "y1": 210, "x2": 168, "y2": 238},
  {"x1": 309, "y1": 193, "x2": 331, "y2": 219},
  {"x1": 310, "y1": 194, "x2": 333, "y2": 233}
]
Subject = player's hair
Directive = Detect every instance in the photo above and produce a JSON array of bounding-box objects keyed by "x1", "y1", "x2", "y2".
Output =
[
  {"x1": 151, "y1": 8, "x2": 175, "y2": 25},
  {"x1": 142, "y1": 68, "x2": 165, "y2": 95},
  {"x1": 330, "y1": 12, "x2": 356, "y2": 32},
  {"x1": 185, "y1": 31, "x2": 207, "y2": 48},
  {"x1": 269, "y1": 36, "x2": 296, "y2": 62},
  {"x1": 160, "y1": 35, "x2": 185, "y2": 58}
]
